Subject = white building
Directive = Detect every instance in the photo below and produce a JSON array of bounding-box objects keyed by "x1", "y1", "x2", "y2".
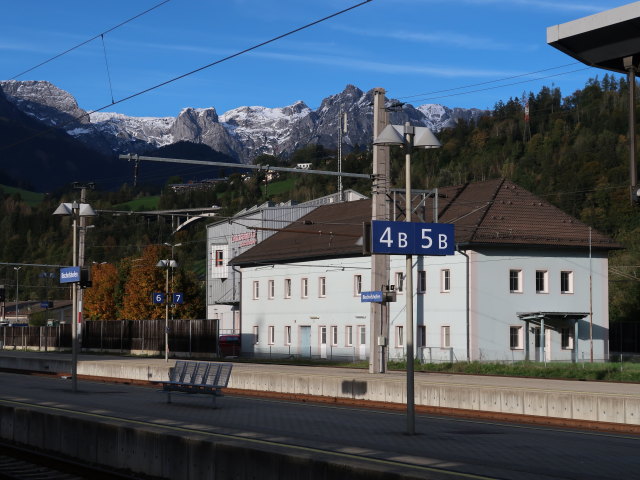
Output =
[
  {"x1": 230, "y1": 179, "x2": 620, "y2": 363},
  {"x1": 206, "y1": 190, "x2": 367, "y2": 332}
]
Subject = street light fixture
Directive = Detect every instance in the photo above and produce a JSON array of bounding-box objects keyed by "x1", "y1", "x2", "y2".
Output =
[
  {"x1": 164, "y1": 242, "x2": 182, "y2": 300},
  {"x1": 13, "y1": 266, "x2": 21, "y2": 321},
  {"x1": 156, "y1": 258, "x2": 178, "y2": 362},
  {"x1": 374, "y1": 122, "x2": 441, "y2": 435},
  {"x1": 53, "y1": 201, "x2": 97, "y2": 392}
]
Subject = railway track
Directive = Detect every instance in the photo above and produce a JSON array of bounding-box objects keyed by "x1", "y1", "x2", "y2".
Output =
[{"x1": 0, "y1": 442, "x2": 148, "y2": 480}]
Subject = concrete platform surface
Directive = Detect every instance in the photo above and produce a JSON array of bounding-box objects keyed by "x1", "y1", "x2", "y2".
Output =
[
  {"x1": 0, "y1": 370, "x2": 639, "y2": 480},
  {"x1": 1, "y1": 350, "x2": 639, "y2": 426}
]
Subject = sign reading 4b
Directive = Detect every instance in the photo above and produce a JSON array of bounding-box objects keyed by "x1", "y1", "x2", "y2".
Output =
[{"x1": 371, "y1": 220, "x2": 455, "y2": 255}]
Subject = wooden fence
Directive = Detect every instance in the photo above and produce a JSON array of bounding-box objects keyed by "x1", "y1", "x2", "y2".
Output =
[{"x1": 0, "y1": 319, "x2": 219, "y2": 356}]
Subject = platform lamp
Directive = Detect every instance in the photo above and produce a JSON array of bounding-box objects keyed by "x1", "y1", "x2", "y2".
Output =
[
  {"x1": 53, "y1": 201, "x2": 97, "y2": 392},
  {"x1": 157, "y1": 259, "x2": 178, "y2": 362},
  {"x1": 373, "y1": 122, "x2": 441, "y2": 435}
]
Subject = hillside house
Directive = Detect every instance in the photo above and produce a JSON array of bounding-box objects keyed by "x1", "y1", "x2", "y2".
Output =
[{"x1": 230, "y1": 179, "x2": 620, "y2": 363}]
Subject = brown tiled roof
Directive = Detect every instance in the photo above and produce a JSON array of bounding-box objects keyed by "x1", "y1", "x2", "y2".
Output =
[{"x1": 231, "y1": 179, "x2": 620, "y2": 266}]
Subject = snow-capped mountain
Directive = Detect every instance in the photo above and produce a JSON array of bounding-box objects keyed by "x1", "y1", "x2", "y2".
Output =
[{"x1": 0, "y1": 80, "x2": 486, "y2": 164}]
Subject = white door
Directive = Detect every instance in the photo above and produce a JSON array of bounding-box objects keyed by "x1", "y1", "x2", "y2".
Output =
[
  {"x1": 300, "y1": 326, "x2": 311, "y2": 357},
  {"x1": 358, "y1": 326, "x2": 366, "y2": 360},
  {"x1": 320, "y1": 326, "x2": 327, "y2": 359}
]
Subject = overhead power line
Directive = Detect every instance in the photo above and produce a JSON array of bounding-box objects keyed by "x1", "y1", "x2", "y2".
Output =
[
  {"x1": 10, "y1": 0, "x2": 172, "y2": 80},
  {"x1": 394, "y1": 67, "x2": 592, "y2": 104},
  {"x1": 396, "y1": 63, "x2": 583, "y2": 101},
  {"x1": 0, "y1": 0, "x2": 374, "y2": 153}
]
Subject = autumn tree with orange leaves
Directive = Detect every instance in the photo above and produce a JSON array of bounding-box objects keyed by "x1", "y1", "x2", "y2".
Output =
[
  {"x1": 82, "y1": 244, "x2": 204, "y2": 321},
  {"x1": 121, "y1": 244, "x2": 166, "y2": 320},
  {"x1": 83, "y1": 262, "x2": 119, "y2": 320}
]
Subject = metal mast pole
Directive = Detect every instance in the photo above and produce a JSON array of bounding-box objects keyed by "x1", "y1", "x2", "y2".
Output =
[
  {"x1": 369, "y1": 88, "x2": 390, "y2": 374},
  {"x1": 404, "y1": 123, "x2": 416, "y2": 435},
  {"x1": 625, "y1": 56, "x2": 638, "y2": 204},
  {"x1": 71, "y1": 202, "x2": 79, "y2": 392},
  {"x1": 165, "y1": 265, "x2": 170, "y2": 362},
  {"x1": 338, "y1": 107, "x2": 343, "y2": 201}
]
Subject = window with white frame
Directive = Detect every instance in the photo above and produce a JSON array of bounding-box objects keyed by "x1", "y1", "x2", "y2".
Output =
[
  {"x1": 268, "y1": 280, "x2": 275, "y2": 299},
  {"x1": 396, "y1": 325, "x2": 404, "y2": 347},
  {"x1": 417, "y1": 270, "x2": 426, "y2": 293},
  {"x1": 536, "y1": 270, "x2": 548, "y2": 294},
  {"x1": 509, "y1": 326, "x2": 523, "y2": 350},
  {"x1": 284, "y1": 326, "x2": 292, "y2": 345},
  {"x1": 252, "y1": 281, "x2": 260, "y2": 300},
  {"x1": 345, "y1": 326, "x2": 353, "y2": 346},
  {"x1": 441, "y1": 326, "x2": 451, "y2": 348},
  {"x1": 331, "y1": 326, "x2": 338, "y2": 346},
  {"x1": 253, "y1": 325, "x2": 259, "y2": 344},
  {"x1": 395, "y1": 272, "x2": 404, "y2": 293},
  {"x1": 268, "y1": 325, "x2": 275, "y2": 345},
  {"x1": 509, "y1": 269, "x2": 522, "y2": 293},
  {"x1": 417, "y1": 325, "x2": 426, "y2": 347},
  {"x1": 214, "y1": 249, "x2": 224, "y2": 266},
  {"x1": 320, "y1": 326, "x2": 327, "y2": 345},
  {"x1": 319, "y1": 276, "x2": 326, "y2": 297},
  {"x1": 211, "y1": 244, "x2": 229, "y2": 279},
  {"x1": 561, "y1": 327, "x2": 574, "y2": 349},
  {"x1": 561, "y1": 271, "x2": 574, "y2": 294},
  {"x1": 354, "y1": 275, "x2": 362, "y2": 296},
  {"x1": 441, "y1": 269, "x2": 451, "y2": 293},
  {"x1": 284, "y1": 278, "x2": 292, "y2": 298},
  {"x1": 301, "y1": 278, "x2": 308, "y2": 298}
]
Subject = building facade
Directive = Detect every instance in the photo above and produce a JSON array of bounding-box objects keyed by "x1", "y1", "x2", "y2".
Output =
[
  {"x1": 206, "y1": 190, "x2": 367, "y2": 332},
  {"x1": 231, "y1": 179, "x2": 619, "y2": 363}
]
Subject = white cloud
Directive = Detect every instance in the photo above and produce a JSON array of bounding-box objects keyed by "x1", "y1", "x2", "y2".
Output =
[
  {"x1": 251, "y1": 50, "x2": 517, "y2": 78},
  {"x1": 331, "y1": 25, "x2": 534, "y2": 51}
]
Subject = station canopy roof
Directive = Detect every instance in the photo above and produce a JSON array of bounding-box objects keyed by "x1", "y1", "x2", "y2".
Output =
[{"x1": 547, "y1": 2, "x2": 640, "y2": 73}]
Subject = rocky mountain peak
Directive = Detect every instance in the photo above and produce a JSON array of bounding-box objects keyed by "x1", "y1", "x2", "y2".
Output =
[
  {"x1": 0, "y1": 80, "x2": 488, "y2": 164},
  {"x1": 0, "y1": 80, "x2": 89, "y2": 126}
]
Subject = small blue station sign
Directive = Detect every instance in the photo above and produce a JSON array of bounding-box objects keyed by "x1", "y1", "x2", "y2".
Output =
[
  {"x1": 59, "y1": 267, "x2": 81, "y2": 284},
  {"x1": 361, "y1": 291, "x2": 383, "y2": 303}
]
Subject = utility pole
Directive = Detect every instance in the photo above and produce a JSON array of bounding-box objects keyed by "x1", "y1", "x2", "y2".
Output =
[
  {"x1": 338, "y1": 108, "x2": 347, "y2": 201},
  {"x1": 624, "y1": 56, "x2": 638, "y2": 204},
  {"x1": 74, "y1": 182, "x2": 95, "y2": 340},
  {"x1": 369, "y1": 88, "x2": 391, "y2": 374}
]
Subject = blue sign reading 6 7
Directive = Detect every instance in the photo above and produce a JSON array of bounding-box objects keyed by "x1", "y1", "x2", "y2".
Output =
[{"x1": 371, "y1": 221, "x2": 455, "y2": 255}]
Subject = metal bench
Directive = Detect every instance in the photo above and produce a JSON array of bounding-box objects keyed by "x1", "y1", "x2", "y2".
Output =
[{"x1": 159, "y1": 360, "x2": 233, "y2": 407}]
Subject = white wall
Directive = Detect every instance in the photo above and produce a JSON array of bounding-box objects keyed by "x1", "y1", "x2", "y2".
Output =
[
  {"x1": 238, "y1": 248, "x2": 610, "y2": 363},
  {"x1": 469, "y1": 248, "x2": 609, "y2": 362}
]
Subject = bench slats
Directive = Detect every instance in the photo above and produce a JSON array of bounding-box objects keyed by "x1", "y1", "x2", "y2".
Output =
[{"x1": 160, "y1": 360, "x2": 232, "y2": 407}]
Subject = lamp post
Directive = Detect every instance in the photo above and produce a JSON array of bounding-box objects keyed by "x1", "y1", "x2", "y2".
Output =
[
  {"x1": 13, "y1": 266, "x2": 21, "y2": 321},
  {"x1": 53, "y1": 201, "x2": 96, "y2": 392},
  {"x1": 164, "y1": 242, "x2": 182, "y2": 309},
  {"x1": 373, "y1": 122, "x2": 441, "y2": 435},
  {"x1": 157, "y1": 259, "x2": 178, "y2": 362}
]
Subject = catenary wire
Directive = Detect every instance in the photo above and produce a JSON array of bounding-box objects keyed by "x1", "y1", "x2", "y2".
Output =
[
  {"x1": 395, "y1": 63, "x2": 584, "y2": 101},
  {"x1": 10, "y1": 0, "x2": 172, "y2": 80},
  {"x1": 0, "y1": 0, "x2": 374, "y2": 153}
]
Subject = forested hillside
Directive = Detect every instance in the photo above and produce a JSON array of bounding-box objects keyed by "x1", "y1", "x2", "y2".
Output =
[{"x1": 1, "y1": 75, "x2": 639, "y2": 322}]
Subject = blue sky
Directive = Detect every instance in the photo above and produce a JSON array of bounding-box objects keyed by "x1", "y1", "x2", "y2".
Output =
[{"x1": 0, "y1": 0, "x2": 629, "y2": 117}]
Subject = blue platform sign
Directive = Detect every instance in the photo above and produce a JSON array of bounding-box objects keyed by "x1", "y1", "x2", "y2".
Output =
[
  {"x1": 172, "y1": 293, "x2": 184, "y2": 304},
  {"x1": 60, "y1": 267, "x2": 81, "y2": 284},
  {"x1": 361, "y1": 291, "x2": 383, "y2": 303},
  {"x1": 152, "y1": 292, "x2": 165, "y2": 304},
  {"x1": 371, "y1": 221, "x2": 455, "y2": 256}
]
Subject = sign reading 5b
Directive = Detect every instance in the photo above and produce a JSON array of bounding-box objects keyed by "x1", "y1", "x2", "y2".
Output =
[{"x1": 371, "y1": 220, "x2": 455, "y2": 255}]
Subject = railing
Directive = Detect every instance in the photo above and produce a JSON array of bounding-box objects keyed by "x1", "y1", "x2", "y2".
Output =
[{"x1": 0, "y1": 319, "x2": 218, "y2": 357}]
